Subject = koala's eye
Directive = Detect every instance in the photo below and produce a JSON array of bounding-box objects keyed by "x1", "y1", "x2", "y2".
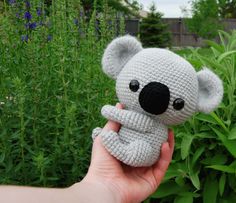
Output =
[
  {"x1": 173, "y1": 98, "x2": 185, "y2": 110},
  {"x1": 129, "y1": 80, "x2": 140, "y2": 92}
]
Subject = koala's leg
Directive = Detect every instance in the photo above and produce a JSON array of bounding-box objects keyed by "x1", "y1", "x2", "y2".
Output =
[
  {"x1": 91, "y1": 127, "x2": 103, "y2": 141},
  {"x1": 101, "y1": 130, "x2": 157, "y2": 167}
]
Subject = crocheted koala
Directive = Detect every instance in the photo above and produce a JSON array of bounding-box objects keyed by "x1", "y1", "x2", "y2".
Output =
[{"x1": 92, "y1": 35, "x2": 223, "y2": 167}]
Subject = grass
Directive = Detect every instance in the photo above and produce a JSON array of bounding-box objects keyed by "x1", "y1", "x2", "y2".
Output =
[{"x1": 174, "y1": 47, "x2": 212, "y2": 57}]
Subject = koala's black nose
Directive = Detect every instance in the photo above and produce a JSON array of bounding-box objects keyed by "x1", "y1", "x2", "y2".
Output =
[{"x1": 139, "y1": 82, "x2": 170, "y2": 115}]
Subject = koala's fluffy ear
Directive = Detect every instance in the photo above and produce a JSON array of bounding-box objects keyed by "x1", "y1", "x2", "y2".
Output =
[
  {"x1": 102, "y1": 35, "x2": 143, "y2": 79},
  {"x1": 196, "y1": 68, "x2": 223, "y2": 113}
]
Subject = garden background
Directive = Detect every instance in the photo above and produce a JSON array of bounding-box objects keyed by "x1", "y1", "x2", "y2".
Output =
[{"x1": 0, "y1": 0, "x2": 236, "y2": 202}]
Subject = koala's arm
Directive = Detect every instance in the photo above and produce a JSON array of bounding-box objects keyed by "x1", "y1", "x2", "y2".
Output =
[{"x1": 101, "y1": 105, "x2": 154, "y2": 133}]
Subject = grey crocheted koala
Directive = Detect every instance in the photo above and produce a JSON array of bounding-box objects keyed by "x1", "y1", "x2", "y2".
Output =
[{"x1": 92, "y1": 35, "x2": 223, "y2": 167}]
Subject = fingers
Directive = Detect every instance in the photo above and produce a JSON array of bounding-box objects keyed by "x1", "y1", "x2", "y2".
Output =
[
  {"x1": 158, "y1": 130, "x2": 175, "y2": 166},
  {"x1": 91, "y1": 135, "x2": 111, "y2": 160},
  {"x1": 90, "y1": 103, "x2": 124, "y2": 162},
  {"x1": 168, "y1": 130, "x2": 175, "y2": 155},
  {"x1": 153, "y1": 130, "x2": 175, "y2": 185}
]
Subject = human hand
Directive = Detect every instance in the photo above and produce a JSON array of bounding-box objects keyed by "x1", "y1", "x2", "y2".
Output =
[{"x1": 82, "y1": 103, "x2": 175, "y2": 203}]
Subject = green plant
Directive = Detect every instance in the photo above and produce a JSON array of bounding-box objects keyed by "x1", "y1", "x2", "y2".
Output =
[
  {"x1": 185, "y1": 0, "x2": 223, "y2": 39},
  {"x1": 0, "y1": 0, "x2": 120, "y2": 187},
  {"x1": 72, "y1": 0, "x2": 141, "y2": 18},
  {"x1": 218, "y1": 0, "x2": 236, "y2": 18},
  {"x1": 145, "y1": 30, "x2": 236, "y2": 203},
  {"x1": 1, "y1": 1, "x2": 236, "y2": 202},
  {"x1": 140, "y1": 3, "x2": 171, "y2": 48}
]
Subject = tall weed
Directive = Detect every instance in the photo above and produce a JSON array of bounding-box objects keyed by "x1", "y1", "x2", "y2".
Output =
[{"x1": 0, "y1": 0, "x2": 122, "y2": 187}]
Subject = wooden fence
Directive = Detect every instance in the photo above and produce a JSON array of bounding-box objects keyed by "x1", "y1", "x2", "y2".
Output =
[
  {"x1": 163, "y1": 18, "x2": 236, "y2": 47},
  {"x1": 125, "y1": 18, "x2": 236, "y2": 47}
]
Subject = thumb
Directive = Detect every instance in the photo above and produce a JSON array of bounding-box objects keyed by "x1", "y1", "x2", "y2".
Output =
[{"x1": 90, "y1": 103, "x2": 123, "y2": 163}]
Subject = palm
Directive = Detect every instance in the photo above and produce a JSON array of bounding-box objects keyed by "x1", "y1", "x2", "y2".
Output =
[
  {"x1": 116, "y1": 166, "x2": 161, "y2": 202},
  {"x1": 85, "y1": 103, "x2": 174, "y2": 203},
  {"x1": 87, "y1": 129, "x2": 174, "y2": 203}
]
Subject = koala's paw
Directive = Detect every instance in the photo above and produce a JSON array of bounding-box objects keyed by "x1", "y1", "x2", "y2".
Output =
[
  {"x1": 91, "y1": 127, "x2": 103, "y2": 140},
  {"x1": 101, "y1": 105, "x2": 116, "y2": 119},
  {"x1": 125, "y1": 140, "x2": 156, "y2": 167}
]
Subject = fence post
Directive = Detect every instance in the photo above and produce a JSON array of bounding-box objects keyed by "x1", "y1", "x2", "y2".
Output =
[{"x1": 179, "y1": 18, "x2": 183, "y2": 46}]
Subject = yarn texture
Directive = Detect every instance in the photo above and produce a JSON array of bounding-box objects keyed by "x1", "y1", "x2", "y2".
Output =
[{"x1": 92, "y1": 35, "x2": 223, "y2": 167}]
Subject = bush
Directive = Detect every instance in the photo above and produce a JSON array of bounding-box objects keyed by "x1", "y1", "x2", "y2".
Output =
[
  {"x1": 140, "y1": 3, "x2": 171, "y2": 48},
  {"x1": 185, "y1": 0, "x2": 223, "y2": 40},
  {"x1": 0, "y1": 0, "x2": 121, "y2": 187},
  {"x1": 145, "y1": 30, "x2": 236, "y2": 203}
]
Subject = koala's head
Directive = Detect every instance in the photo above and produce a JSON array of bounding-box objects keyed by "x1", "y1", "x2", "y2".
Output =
[{"x1": 102, "y1": 36, "x2": 223, "y2": 125}]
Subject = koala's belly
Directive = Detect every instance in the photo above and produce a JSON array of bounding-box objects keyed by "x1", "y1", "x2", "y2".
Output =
[{"x1": 118, "y1": 126, "x2": 168, "y2": 149}]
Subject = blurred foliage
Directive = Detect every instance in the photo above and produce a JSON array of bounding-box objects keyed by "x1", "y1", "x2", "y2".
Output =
[
  {"x1": 185, "y1": 0, "x2": 236, "y2": 39},
  {"x1": 0, "y1": 0, "x2": 125, "y2": 187},
  {"x1": 145, "y1": 30, "x2": 236, "y2": 203},
  {"x1": 26, "y1": 0, "x2": 142, "y2": 18},
  {"x1": 218, "y1": 0, "x2": 236, "y2": 19},
  {"x1": 185, "y1": 0, "x2": 223, "y2": 39},
  {"x1": 140, "y1": 3, "x2": 171, "y2": 48}
]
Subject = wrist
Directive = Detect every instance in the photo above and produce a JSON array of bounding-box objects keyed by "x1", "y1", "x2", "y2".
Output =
[{"x1": 70, "y1": 179, "x2": 123, "y2": 203}]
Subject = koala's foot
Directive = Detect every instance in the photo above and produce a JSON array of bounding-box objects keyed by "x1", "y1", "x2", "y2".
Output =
[
  {"x1": 127, "y1": 140, "x2": 158, "y2": 167},
  {"x1": 101, "y1": 130, "x2": 157, "y2": 167},
  {"x1": 91, "y1": 127, "x2": 103, "y2": 141}
]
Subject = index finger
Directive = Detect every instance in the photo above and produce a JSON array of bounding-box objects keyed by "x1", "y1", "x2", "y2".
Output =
[
  {"x1": 152, "y1": 130, "x2": 175, "y2": 185},
  {"x1": 168, "y1": 130, "x2": 175, "y2": 154}
]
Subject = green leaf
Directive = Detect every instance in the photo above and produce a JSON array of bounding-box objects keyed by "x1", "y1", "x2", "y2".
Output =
[
  {"x1": 143, "y1": 199, "x2": 151, "y2": 203},
  {"x1": 203, "y1": 177, "x2": 218, "y2": 203},
  {"x1": 217, "y1": 50, "x2": 236, "y2": 62},
  {"x1": 219, "y1": 173, "x2": 226, "y2": 196},
  {"x1": 0, "y1": 153, "x2": 5, "y2": 163},
  {"x1": 175, "y1": 176, "x2": 185, "y2": 186},
  {"x1": 191, "y1": 146, "x2": 205, "y2": 166},
  {"x1": 229, "y1": 38, "x2": 236, "y2": 50},
  {"x1": 218, "y1": 30, "x2": 229, "y2": 48},
  {"x1": 199, "y1": 125, "x2": 211, "y2": 131},
  {"x1": 194, "y1": 133, "x2": 215, "y2": 139},
  {"x1": 188, "y1": 153, "x2": 201, "y2": 190},
  {"x1": 204, "y1": 40, "x2": 223, "y2": 53},
  {"x1": 164, "y1": 167, "x2": 181, "y2": 181},
  {"x1": 210, "y1": 112, "x2": 229, "y2": 133},
  {"x1": 174, "y1": 195, "x2": 193, "y2": 203},
  {"x1": 206, "y1": 165, "x2": 236, "y2": 173},
  {"x1": 211, "y1": 127, "x2": 236, "y2": 158},
  {"x1": 181, "y1": 135, "x2": 193, "y2": 160},
  {"x1": 195, "y1": 114, "x2": 218, "y2": 125},
  {"x1": 228, "y1": 174, "x2": 236, "y2": 191},
  {"x1": 211, "y1": 47, "x2": 221, "y2": 58},
  {"x1": 229, "y1": 160, "x2": 236, "y2": 168},
  {"x1": 179, "y1": 192, "x2": 200, "y2": 198},
  {"x1": 212, "y1": 154, "x2": 228, "y2": 164},
  {"x1": 201, "y1": 154, "x2": 227, "y2": 165},
  {"x1": 151, "y1": 181, "x2": 189, "y2": 198},
  {"x1": 208, "y1": 142, "x2": 217, "y2": 150},
  {"x1": 189, "y1": 171, "x2": 200, "y2": 190},
  {"x1": 194, "y1": 54, "x2": 226, "y2": 76},
  {"x1": 228, "y1": 127, "x2": 236, "y2": 140}
]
